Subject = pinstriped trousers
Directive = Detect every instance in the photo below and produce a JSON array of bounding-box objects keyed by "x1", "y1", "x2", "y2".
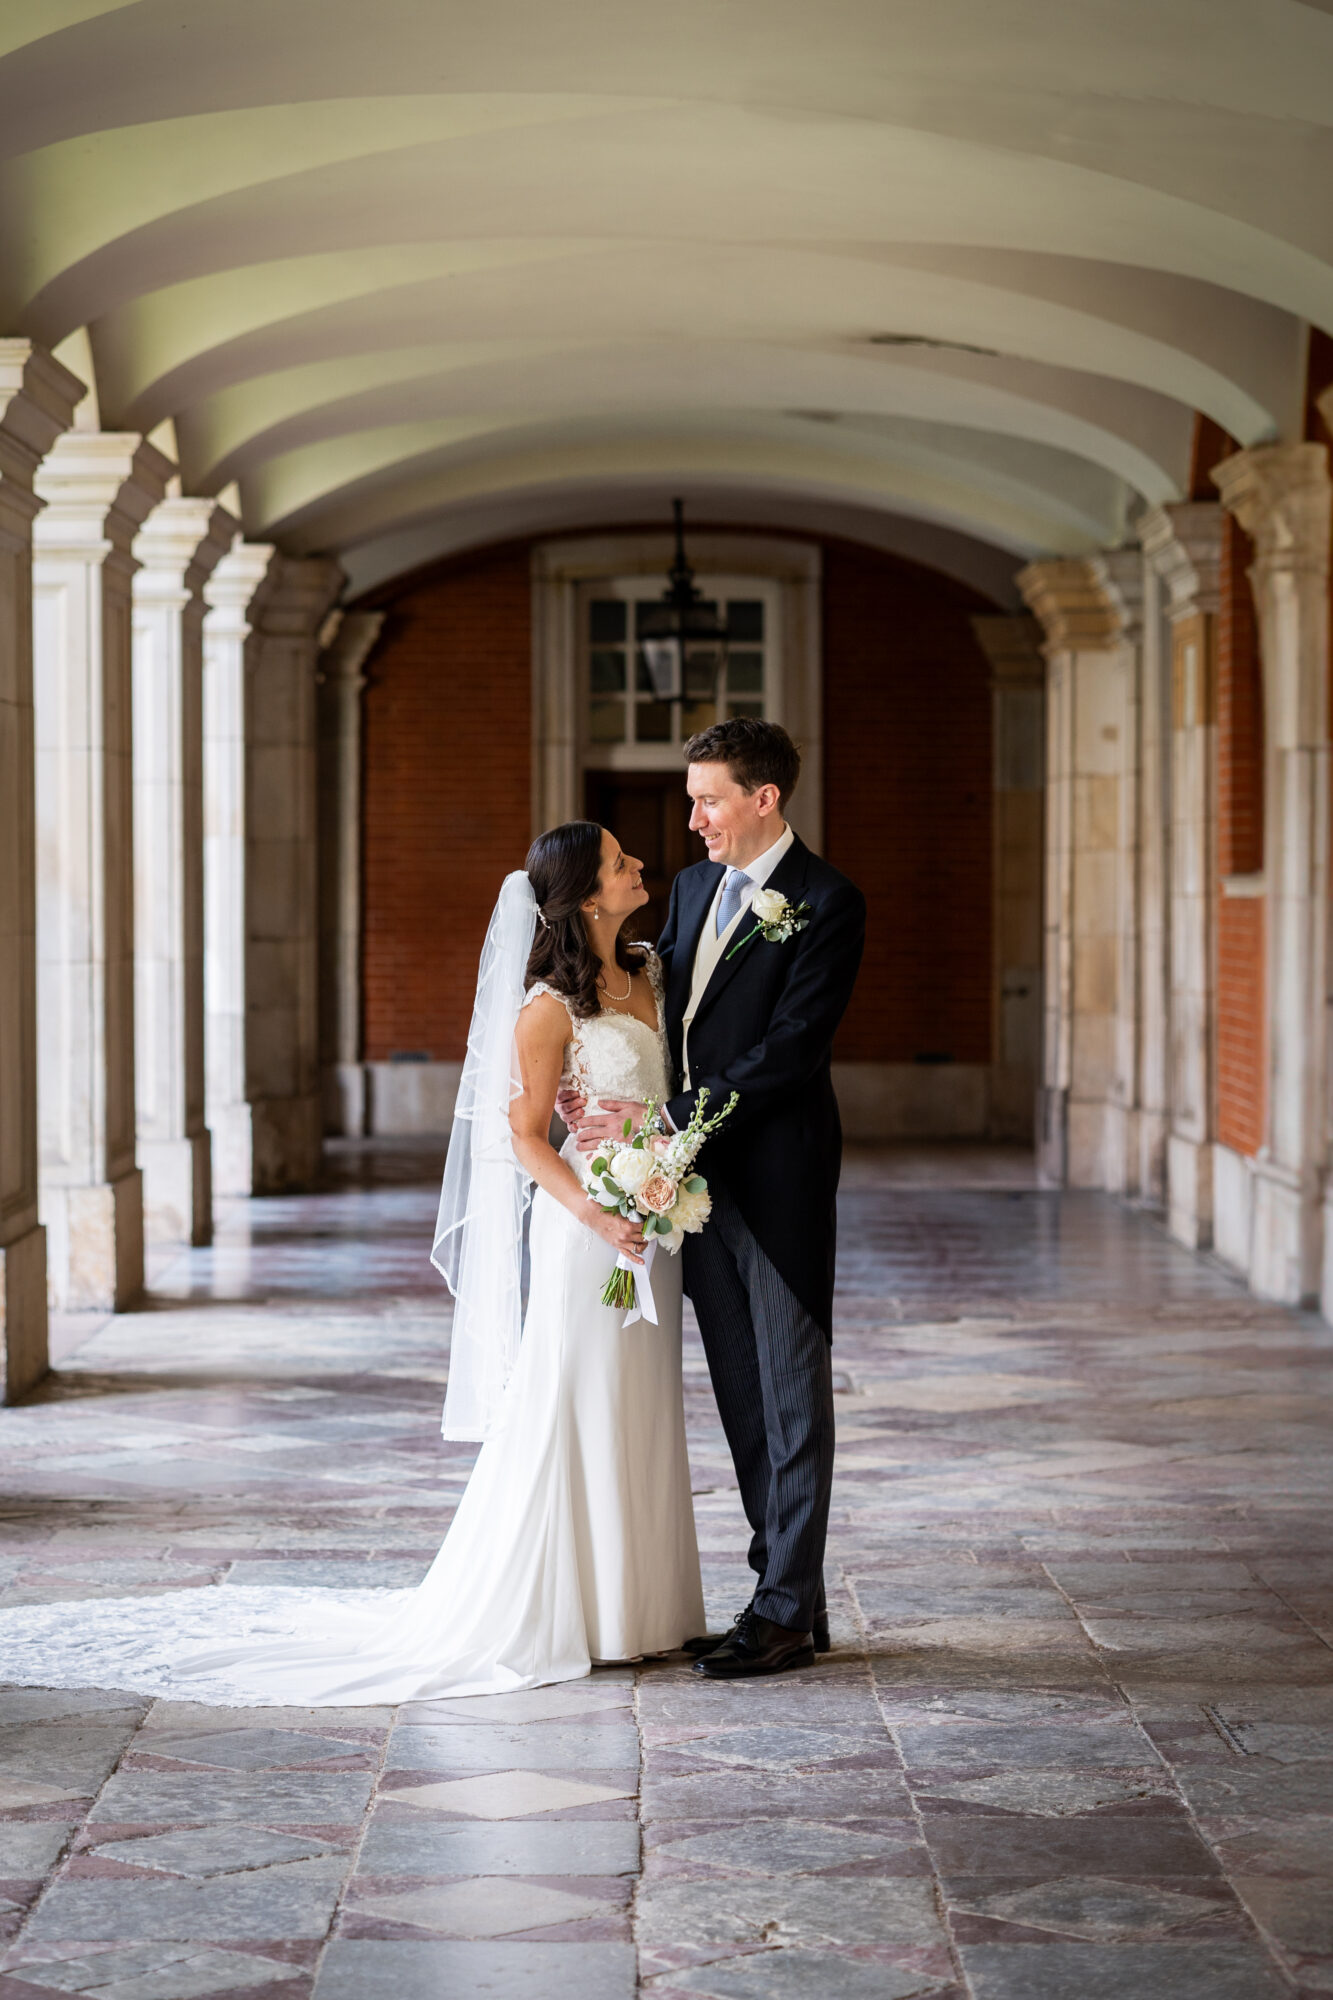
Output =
[{"x1": 685, "y1": 1182, "x2": 835, "y2": 1630}]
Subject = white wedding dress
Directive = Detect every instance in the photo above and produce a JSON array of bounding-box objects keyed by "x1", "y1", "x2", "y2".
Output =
[{"x1": 0, "y1": 958, "x2": 704, "y2": 1706}]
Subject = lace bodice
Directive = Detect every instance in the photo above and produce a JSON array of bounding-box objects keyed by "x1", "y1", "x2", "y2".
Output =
[{"x1": 522, "y1": 948, "x2": 672, "y2": 1108}]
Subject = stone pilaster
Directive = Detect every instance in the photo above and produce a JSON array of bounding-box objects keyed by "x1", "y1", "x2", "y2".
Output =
[
  {"x1": 33, "y1": 432, "x2": 172, "y2": 1311},
  {"x1": 131, "y1": 496, "x2": 237, "y2": 1244},
  {"x1": 971, "y1": 616, "x2": 1044, "y2": 1143},
  {"x1": 1018, "y1": 556, "x2": 1140, "y2": 1190},
  {"x1": 1215, "y1": 443, "x2": 1332, "y2": 1307},
  {"x1": 203, "y1": 541, "x2": 277, "y2": 1197},
  {"x1": 1141, "y1": 502, "x2": 1224, "y2": 1252},
  {"x1": 317, "y1": 609, "x2": 383, "y2": 1137},
  {"x1": 202, "y1": 549, "x2": 343, "y2": 1196},
  {"x1": 0, "y1": 342, "x2": 82, "y2": 1399}
]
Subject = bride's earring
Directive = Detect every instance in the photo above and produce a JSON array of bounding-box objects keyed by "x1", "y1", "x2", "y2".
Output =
[{"x1": 593, "y1": 906, "x2": 600, "y2": 919}]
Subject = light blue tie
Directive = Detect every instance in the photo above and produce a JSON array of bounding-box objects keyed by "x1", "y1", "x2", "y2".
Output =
[{"x1": 715, "y1": 867, "x2": 748, "y2": 938}]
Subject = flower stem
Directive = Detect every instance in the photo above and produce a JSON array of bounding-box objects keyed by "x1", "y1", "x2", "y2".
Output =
[{"x1": 600, "y1": 1265, "x2": 637, "y2": 1311}]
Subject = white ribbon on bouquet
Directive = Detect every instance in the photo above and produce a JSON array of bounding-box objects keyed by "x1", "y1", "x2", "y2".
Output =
[{"x1": 617, "y1": 1237, "x2": 659, "y2": 1326}]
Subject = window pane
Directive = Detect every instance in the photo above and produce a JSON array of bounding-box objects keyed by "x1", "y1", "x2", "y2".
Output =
[
  {"x1": 727, "y1": 649, "x2": 763, "y2": 694},
  {"x1": 728, "y1": 700, "x2": 764, "y2": 721},
  {"x1": 682, "y1": 699, "x2": 717, "y2": 736},
  {"x1": 683, "y1": 646, "x2": 723, "y2": 699},
  {"x1": 590, "y1": 649, "x2": 625, "y2": 694},
  {"x1": 589, "y1": 599, "x2": 626, "y2": 644},
  {"x1": 589, "y1": 699, "x2": 625, "y2": 744},
  {"x1": 635, "y1": 651, "x2": 658, "y2": 694},
  {"x1": 727, "y1": 599, "x2": 764, "y2": 642},
  {"x1": 634, "y1": 698, "x2": 672, "y2": 743}
]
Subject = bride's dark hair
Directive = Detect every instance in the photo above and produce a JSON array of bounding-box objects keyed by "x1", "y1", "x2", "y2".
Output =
[{"x1": 525, "y1": 820, "x2": 639, "y2": 1018}]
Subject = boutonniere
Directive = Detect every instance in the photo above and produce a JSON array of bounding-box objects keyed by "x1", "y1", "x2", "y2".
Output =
[{"x1": 725, "y1": 888, "x2": 813, "y2": 960}]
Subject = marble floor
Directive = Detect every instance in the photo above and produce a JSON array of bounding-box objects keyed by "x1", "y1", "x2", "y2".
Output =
[{"x1": 2, "y1": 1140, "x2": 1332, "y2": 2000}]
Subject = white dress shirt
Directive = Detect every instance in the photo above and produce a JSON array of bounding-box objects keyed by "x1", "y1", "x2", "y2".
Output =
[{"x1": 681, "y1": 821, "x2": 795, "y2": 1091}]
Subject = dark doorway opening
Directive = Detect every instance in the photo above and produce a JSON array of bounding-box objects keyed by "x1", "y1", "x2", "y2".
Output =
[{"x1": 583, "y1": 771, "x2": 706, "y2": 945}]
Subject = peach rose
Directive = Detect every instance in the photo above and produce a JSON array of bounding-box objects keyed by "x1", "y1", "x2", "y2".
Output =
[{"x1": 638, "y1": 1171, "x2": 679, "y2": 1215}]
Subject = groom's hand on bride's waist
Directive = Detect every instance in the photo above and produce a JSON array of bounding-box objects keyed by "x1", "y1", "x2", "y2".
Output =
[{"x1": 570, "y1": 1098, "x2": 649, "y2": 1154}]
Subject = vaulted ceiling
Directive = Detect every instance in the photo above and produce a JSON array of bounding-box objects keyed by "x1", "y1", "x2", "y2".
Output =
[{"x1": 0, "y1": 0, "x2": 1325, "y2": 596}]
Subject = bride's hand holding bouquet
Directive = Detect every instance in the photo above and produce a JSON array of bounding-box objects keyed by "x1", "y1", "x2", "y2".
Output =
[{"x1": 585, "y1": 1087, "x2": 739, "y2": 1311}]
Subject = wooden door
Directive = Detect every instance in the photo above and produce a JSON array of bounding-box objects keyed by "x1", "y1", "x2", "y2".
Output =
[{"x1": 583, "y1": 771, "x2": 706, "y2": 945}]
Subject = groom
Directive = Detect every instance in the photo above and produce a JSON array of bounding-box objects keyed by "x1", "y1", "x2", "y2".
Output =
[{"x1": 578, "y1": 718, "x2": 865, "y2": 1678}]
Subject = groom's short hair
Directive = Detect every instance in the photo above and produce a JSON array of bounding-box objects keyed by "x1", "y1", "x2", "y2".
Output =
[{"x1": 685, "y1": 718, "x2": 801, "y2": 809}]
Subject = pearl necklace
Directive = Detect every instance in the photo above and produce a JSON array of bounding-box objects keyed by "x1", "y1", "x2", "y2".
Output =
[{"x1": 598, "y1": 963, "x2": 633, "y2": 1003}]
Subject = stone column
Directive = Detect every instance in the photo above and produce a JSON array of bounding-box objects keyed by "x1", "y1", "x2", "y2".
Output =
[
  {"x1": 1091, "y1": 549, "x2": 1146, "y2": 1198},
  {"x1": 0, "y1": 342, "x2": 82, "y2": 1399},
  {"x1": 1018, "y1": 558, "x2": 1139, "y2": 1188},
  {"x1": 203, "y1": 540, "x2": 277, "y2": 1197},
  {"x1": 202, "y1": 550, "x2": 343, "y2": 1195},
  {"x1": 972, "y1": 616, "x2": 1044, "y2": 1143},
  {"x1": 317, "y1": 609, "x2": 383, "y2": 1137},
  {"x1": 131, "y1": 496, "x2": 236, "y2": 1244},
  {"x1": 1141, "y1": 502, "x2": 1224, "y2": 1250},
  {"x1": 33, "y1": 432, "x2": 171, "y2": 1310},
  {"x1": 1133, "y1": 553, "x2": 1172, "y2": 1210},
  {"x1": 1215, "y1": 443, "x2": 1332, "y2": 1306}
]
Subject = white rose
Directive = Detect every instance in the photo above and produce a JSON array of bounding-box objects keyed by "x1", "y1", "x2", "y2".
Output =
[
  {"x1": 669, "y1": 1183, "x2": 712, "y2": 1234},
  {"x1": 609, "y1": 1147, "x2": 654, "y2": 1195},
  {"x1": 750, "y1": 887, "x2": 787, "y2": 924}
]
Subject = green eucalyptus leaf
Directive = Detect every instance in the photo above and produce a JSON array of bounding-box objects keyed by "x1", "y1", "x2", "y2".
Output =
[
  {"x1": 684, "y1": 1175, "x2": 706, "y2": 1193},
  {"x1": 590, "y1": 1156, "x2": 608, "y2": 1177}
]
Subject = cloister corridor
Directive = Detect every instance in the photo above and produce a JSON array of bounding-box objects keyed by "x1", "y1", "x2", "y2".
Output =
[{"x1": 0, "y1": 1142, "x2": 1329, "y2": 2000}]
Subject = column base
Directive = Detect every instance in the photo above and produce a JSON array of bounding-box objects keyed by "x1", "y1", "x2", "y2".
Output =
[
  {"x1": 1250, "y1": 1158, "x2": 1321, "y2": 1306},
  {"x1": 1135, "y1": 1110, "x2": 1169, "y2": 1210},
  {"x1": 321, "y1": 1061, "x2": 366, "y2": 1138},
  {"x1": 1036, "y1": 1085, "x2": 1067, "y2": 1184},
  {"x1": 1168, "y1": 1134, "x2": 1214, "y2": 1250},
  {"x1": 140, "y1": 1131, "x2": 213, "y2": 1246},
  {"x1": 0, "y1": 1221, "x2": 49, "y2": 1402},
  {"x1": 43, "y1": 1169, "x2": 144, "y2": 1312},
  {"x1": 252, "y1": 1093, "x2": 321, "y2": 1192}
]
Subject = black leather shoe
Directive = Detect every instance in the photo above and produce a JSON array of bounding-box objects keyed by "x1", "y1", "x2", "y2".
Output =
[
  {"x1": 683, "y1": 1606, "x2": 831, "y2": 1657},
  {"x1": 692, "y1": 1610, "x2": 816, "y2": 1679}
]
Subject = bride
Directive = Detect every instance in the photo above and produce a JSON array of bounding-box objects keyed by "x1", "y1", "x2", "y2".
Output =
[{"x1": 0, "y1": 822, "x2": 705, "y2": 1705}]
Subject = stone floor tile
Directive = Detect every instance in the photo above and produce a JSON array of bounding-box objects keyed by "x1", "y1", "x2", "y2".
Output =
[
  {"x1": 923, "y1": 1813, "x2": 1221, "y2": 1881},
  {"x1": 348, "y1": 1876, "x2": 609, "y2": 1936},
  {"x1": 951, "y1": 1876, "x2": 1235, "y2": 1939},
  {"x1": 649, "y1": 1819, "x2": 913, "y2": 1875},
  {"x1": 0, "y1": 1944, "x2": 300, "y2": 1997},
  {"x1": 23, "y1": 1856, "x2": 345, "y2": 1941},
  {"x1": 89, "y1": 1827, "x2": 341, "y2": 1877},
  {"x1": 914, "y1": 1770, "x2": 1171, "y2": 1816},
  {"x1": 386, "y1": 1721, "x2": 640, "y2": 1773},
  {"x1": 636, "y1": 1876, "x2": 945, "y2": 1948},
  {"x1": 313, "y1": 1938, "x2": 636, "y2": 1999},
  {"x1": 650, "y1": 1951, "x2": 949, "y2": 1998},
  {"x1": 960, "y1": 1939, "x2": 1291, "y2": 1998},
  {"x1": 87, "y1": 1771, "x2": 372, "y2": 1827},
  {"x1": 895, "y1": 1721, "x2": 1152, "y2": 1772},
  {"x1": 0, "y1": 1829, "x2": 76, "y2": 1878},
  {"x1": 400, "y1": 1683, "x2": 633, "y2": 1725},
  {"x1": 383, "y1": 1771, "x2": 636, "y2": 1818},
  {"x1": 132, "y1": 1729, "x2": 367, "y2": 1771},
  {"x1": 355, "y1": 1814, "x2": 640, "y2": 1875}
]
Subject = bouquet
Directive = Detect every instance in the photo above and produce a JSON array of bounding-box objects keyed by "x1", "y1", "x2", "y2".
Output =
[{"x1": 587, "y1": 1086, "x2": 739, "y2": 1313}]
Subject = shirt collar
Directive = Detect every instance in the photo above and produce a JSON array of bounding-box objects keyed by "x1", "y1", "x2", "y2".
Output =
[{"x1": 731, "y1": 822, "x2": 794, "y2": 890}]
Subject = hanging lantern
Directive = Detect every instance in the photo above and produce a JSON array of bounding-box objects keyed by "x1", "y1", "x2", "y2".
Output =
[{"x1": 637, "y1": 499, "x2": 729, "y2": 705}]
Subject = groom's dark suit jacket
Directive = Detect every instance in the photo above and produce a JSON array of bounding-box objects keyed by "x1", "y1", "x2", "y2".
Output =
[{"x1": 659, "y1": 832, "x2": 866, "y2": 1336}]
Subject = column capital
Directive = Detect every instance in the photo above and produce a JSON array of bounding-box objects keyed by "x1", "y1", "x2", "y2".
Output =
[
  {"x1": 203, "y1": 539, "x2": 279, "y2": 637},
  {"x1": 969, "y1": 614, "x2": 1044, "y2": 687},
  {"x1": 1017, "y1": 555, "x2": 1136, "y2": 652},
  {"x1": 34, "y1": 432, "x2": 173, "y2": 562},
  {"x1": 318, "y1": 608, "x2": 384, "y2": 690},
  {"x1": 257, "y1": 556, "x2": 345, "y2": 642},
  {"x1": 132, "y1": 496, "x2": 238, "y2": 604},
  {"x1": 1140, "y1": 501, "x2": 1224, "y2": 620},
  {"x1": 1213, "y1": 442, "x2": 1332, "y2": 579},
  {"x1": 0, "y1": 340, "x2": 84, "y2": 489}
]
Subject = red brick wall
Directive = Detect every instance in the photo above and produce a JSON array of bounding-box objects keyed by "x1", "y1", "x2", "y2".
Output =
[
  {"x1": 822, "y1": 539, "x2": 994, "y2": 1064},
  {"x1": 360, "y1": 529, "x2": 997, "y2": 1065},
  {"x1": 362, "y1": 543, "x2": 532, "y2": 1061},
  {"x1": 1215, "y1": 513, "x2": 1265, "y2": 1157}
]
